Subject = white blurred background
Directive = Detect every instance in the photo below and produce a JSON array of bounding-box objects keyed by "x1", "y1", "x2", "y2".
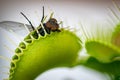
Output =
[{"x1": 0, "y1": 0, "x2": 120, "y2": 80}]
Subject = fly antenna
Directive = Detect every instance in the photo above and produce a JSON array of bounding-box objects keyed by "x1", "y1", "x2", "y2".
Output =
[
  {"x1": 41, "y1": 6, "x2": 44, "y2": 23},
  {"x1": 20, "y1": 12, "x2": 35, "y2": 30}
]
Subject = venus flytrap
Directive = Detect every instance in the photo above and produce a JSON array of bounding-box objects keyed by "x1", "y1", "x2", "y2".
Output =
[
  {"x1": 79, "y1": 3, "x2": 120, "y2": 79},
  {"x1": 7, "y1": 8, "x2": 82, "y2": 79},
  {"x1": 1, "y1": 1, "x2": 120, "y2": 80},
  {"x1": 84, "y1": 1, "x2": 120, "y2": 63},
  {"x1": 78, "y1": 21, "x2": 120, "y2": 80},
  {"x1": 9, "y1": 30, "x2": 82, "y2": 80}
]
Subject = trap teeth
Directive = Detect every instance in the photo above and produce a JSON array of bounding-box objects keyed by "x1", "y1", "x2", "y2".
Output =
[
  {"x1": 15, "y1": 48, "x2": 22, "y2": 54},
  {"x1": 9, "y1": 68, "x2": 14, "y2": 73},
  {"x1": 19, "y1": 42, "x2": 26, "y2": 49},
  {"x1": 10, "y1": 62, "x2": 16, "y2": 68},
  {"x1": 24, "y1": 35, "x2": 32, "y2": 43},
  {"x1": 30, "y1": 31, "x2": 39, "y2": 39},
  {"x1": 111, "y1": 23, "x2": 120, "y2": 48},
  {"x1": 12, "y1": 55, "x2": 19, "y2": 60}
]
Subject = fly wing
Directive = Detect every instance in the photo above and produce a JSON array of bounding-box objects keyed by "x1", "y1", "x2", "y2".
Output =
[{"x1": 0, "y1": 21, "x2": 33, "y2": 37}]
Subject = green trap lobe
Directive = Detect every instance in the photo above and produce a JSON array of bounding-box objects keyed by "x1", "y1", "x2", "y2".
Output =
[
  {"x1": 10, "y1": 30, "x2": 81, "y2": 80},
  {"x1": 85, "y1": 41, "x2": 120, "y2": 63}
]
